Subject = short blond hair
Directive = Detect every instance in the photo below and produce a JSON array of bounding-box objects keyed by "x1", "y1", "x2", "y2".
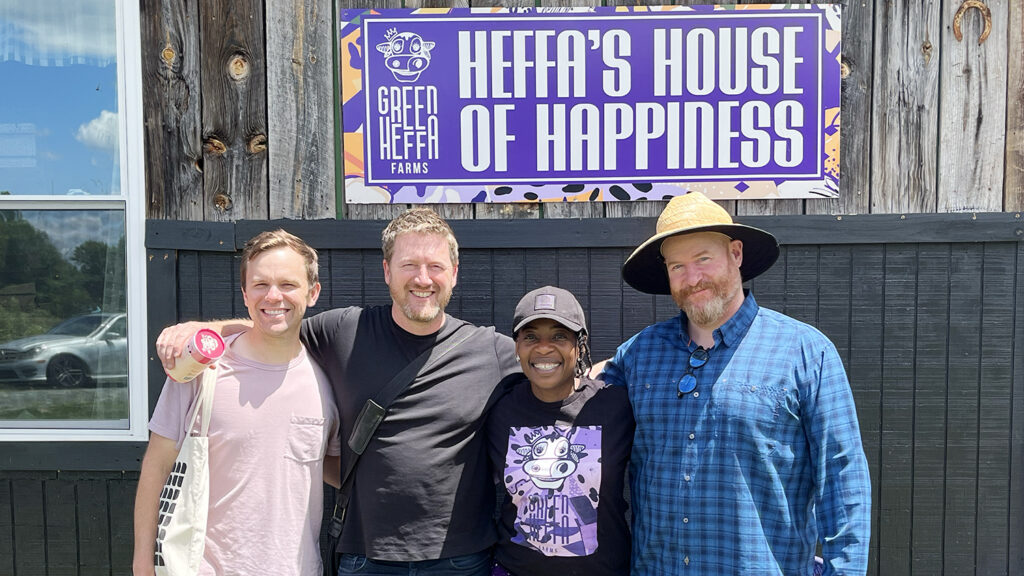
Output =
[
  {"x1": 240, "y1": 229, "x2": 319, "y2": 288},
  {"x1": 381, "y1": 208, "x2": 459, "y2": 265}
]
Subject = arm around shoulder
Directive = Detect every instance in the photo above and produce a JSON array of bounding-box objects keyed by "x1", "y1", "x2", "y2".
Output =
[{"x1": 156, "y1": 319, "x2": 252, "y2": 372}]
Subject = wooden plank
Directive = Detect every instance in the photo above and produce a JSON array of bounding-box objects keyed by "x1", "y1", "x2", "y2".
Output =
[
  {"x1": 588, "y1": 248, "x2": 624, "y2": 360},
  {"x1": 806, "y1": 0, "x2": 874, "y2": 216},
  {"x1": 44, "y1": 478, "x2": 78, "y2": 576},
  {"x1": 877, "y1": 244, "x2": 917, "y2": 575},
  {"x1": 910, "y1": 244, "x2": 950, "y2": 576},
  {"x1": 555, "y1": 248, "x2": 593, "y2": 344},
  {"x1": 0, "y1": 479, "x2": 13, "y2": 576},
  {"x1": 326, "y1": 250, "x2": 364, "y2": 309},
  {"x1": 781, "y1": 245, "x2": 818, "y2": 325},
  {"x1": 362, "y1": 249, "x2": 391, "y2": 309},
  {"x1": 199, "y1": 252, "x2": 239, "y2": 320},
  {"x1": 76, "y1": 479, "x2": 111, "y2": 576},
  {"x1": 200, "y1": 0, "x2": 269, "y2": 220},
  {"x1": 545, "y1": 202, "x2": 605, "y2": 219},
  {"x1": 148, "y1": 248, "x2": 178, "y2": 414},
  {"x1": 11, "y1": 478, "x2": 45, "y2": 576},
  {"x1": 0, "y1": 444, "x2": 146, "y2": 472},
  {"x1": 848, "y1": 245, "x2": 884, "y2": 576},
  {"x1": 814, "y1": 245, "x2": 851, "y2": 369},
  {"x1": 266, "y1": 0, "x2": 336, "y2": 218},
  {"x1": 454, "y1": 249, "x2": 493, "y2": 328},
  {"x1": 937, "y1": 0, "x2": 1008, "y2": 212},
  {"x1": 1006, "y1": 1, "x2": 1024, "y2": 211},
  {"x1": 975, "y1": 242, "x2": 1015, "y2": 575},
  {"x1": 522, "y1": 249, "x2": 559, "y2": 294},
  {"x1": 870, "y1": 1, "x2": 941, "y2": 213},
  {"x1": 736, "y1": 199, "x2": 804, "y2": 217},
  {"x1": 748, "y1": 245, "x2": 787, "y2": 313},
  {"x1": 108, "y1": 474, "x2": 137, "y2": 574},
  {"x1": 147, "y1": 220, "x2": 236, "y2": 251},
  {"x1": 1010, "y1": 242, "x2": 1024, "y2": 571},
  {"x1": 943, "y1": 243, "x2": 983, "y2": 574},
  {"x1": 176, "y1": 251, "x2": 202, "y2": 320},
  {"x1": 492, "y1": 249, "x2": 527, "y2": 333},
  {"x1": 140, "y1": 0, "x2": 203, "y2": 220}
]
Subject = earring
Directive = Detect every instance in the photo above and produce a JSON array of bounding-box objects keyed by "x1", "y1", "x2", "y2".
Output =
[{"x1": 515, "y1": 355, "x2": 520, "y2": 362}]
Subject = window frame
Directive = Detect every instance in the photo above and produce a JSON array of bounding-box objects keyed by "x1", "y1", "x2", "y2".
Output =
[{"x1": 0, "y1": 0, "x2": 148, "y2": 441}]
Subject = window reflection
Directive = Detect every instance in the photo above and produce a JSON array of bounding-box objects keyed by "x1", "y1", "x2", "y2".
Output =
[
  {"x1": 0, "y1": 210, "x2": 128, "y2": 426},
  {"x1": 0, "y1": 1, "x2": 120, "y2": 196}
]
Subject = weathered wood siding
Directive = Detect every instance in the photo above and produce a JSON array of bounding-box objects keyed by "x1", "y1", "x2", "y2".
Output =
[{"x1": 141, "y1": 0, "x2": 1024, "y2": 220}]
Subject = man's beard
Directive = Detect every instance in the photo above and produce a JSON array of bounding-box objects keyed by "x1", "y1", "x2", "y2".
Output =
[
  {"x1": 672, "y1": 269, "x2": 742, "y2": 328},
  {"x1": 393, "y1": 284, "x2": 452, "y2": 324}
]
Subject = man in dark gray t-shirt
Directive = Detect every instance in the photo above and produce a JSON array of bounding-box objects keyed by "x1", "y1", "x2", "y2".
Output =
[{"x1": 158, "y1": 209, "x2": 518, "y2": 576}]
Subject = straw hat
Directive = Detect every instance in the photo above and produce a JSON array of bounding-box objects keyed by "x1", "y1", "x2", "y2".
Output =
[{"x1": 621, "y1": 192, "x2": 780, "y2": 295}]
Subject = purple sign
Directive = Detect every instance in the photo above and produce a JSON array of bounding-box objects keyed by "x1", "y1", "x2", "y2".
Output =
[{"x1": 340, "y1": 6, "x2": 842, "y2": 203}]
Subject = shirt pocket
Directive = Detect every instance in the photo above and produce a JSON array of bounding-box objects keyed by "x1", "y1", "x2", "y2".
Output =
[
  {"x1": 710, "y1": 377, "x2": 787, "y2": 433},
  {"x1": 285, "y1": 415, "x2": 326, "y2": 463}
]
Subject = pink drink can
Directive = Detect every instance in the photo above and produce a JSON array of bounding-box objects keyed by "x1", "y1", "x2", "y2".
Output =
[{"x1": 165, "y1": 329, "x2": 226, "y2": 383}]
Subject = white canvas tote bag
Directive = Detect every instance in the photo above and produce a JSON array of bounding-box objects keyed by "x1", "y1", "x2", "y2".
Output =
[{"x1": 154, "y1": 365, "x2": 218, "y2": 576}]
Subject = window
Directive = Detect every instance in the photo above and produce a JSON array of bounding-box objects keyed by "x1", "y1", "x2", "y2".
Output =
[{"x1": 0, "y1": 0, "x2": 147, "y2": 440}]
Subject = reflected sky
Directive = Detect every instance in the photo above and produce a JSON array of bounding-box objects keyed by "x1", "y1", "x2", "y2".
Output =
[
  {"x1": 3, "y1": 209, "x2": 124, "y2": 256},
  {"x1": 0, "y1": 0, "x2": 120, "y2": 196}
]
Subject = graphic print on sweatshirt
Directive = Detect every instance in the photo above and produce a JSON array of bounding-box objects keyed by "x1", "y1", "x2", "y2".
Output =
[{"x1": 504, "y1": 425, "x2": 602, "y2": 557}]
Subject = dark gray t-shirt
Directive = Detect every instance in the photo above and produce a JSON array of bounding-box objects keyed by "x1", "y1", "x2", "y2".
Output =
[{"x1": 301, "y1": 306, "x2": 518, "y2": 561}]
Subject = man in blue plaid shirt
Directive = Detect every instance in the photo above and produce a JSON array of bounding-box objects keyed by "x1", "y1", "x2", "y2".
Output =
[{"x1": 602, "y1": 192, "x2": 871, "y2": 576}]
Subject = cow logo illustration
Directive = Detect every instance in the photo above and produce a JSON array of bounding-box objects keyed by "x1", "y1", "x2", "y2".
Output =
[
  {"x1": 505, "y1": 425, "x2": 603, "y2": 557},
  {"x1": 377, "y1": 28, "x2": 435, "y2": 82},
  {"x1": 516, "y1": 429, "x2": 587, "y2": 490}
]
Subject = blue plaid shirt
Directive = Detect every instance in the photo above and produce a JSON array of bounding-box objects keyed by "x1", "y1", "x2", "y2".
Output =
[{"x1": 603, "y1": 293, "x2": 871, "y2": 576}]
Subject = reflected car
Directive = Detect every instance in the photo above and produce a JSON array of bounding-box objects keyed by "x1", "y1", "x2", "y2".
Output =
[{"x1": 0, "y1": 313, "x2": 128, "y2": 387}]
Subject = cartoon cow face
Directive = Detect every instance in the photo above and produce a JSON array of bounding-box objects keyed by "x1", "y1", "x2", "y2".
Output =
[
  {"x1": 376, "y1": 31, "x2": 434, "y2": 83},
  {"x1": 516, "y1": 430, "x2": 586, "y2": 490}
]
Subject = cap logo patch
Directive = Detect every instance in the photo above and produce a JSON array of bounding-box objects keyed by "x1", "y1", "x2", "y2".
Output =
[{"x1": 534, "y1": 294, "x2": 556, "y2": 311}]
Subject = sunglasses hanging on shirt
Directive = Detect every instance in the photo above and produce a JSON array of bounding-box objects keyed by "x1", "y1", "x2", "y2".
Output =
[{"x1": 678, "y1": 347, "x2": 710, "y2": 398}]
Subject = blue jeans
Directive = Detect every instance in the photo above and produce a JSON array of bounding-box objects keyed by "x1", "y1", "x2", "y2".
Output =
[{"x1": 336, "y1": 550, "x2": 491, "y2": 576}]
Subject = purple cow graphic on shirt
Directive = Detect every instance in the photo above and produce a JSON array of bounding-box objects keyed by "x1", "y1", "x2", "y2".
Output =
[{"x1": 516, "y1": 429, "x2": 587, "y2": 490}]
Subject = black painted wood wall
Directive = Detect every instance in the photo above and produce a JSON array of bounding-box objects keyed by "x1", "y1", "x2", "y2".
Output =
[{"x1": 2, "y1": 214, "x2": 1023, "y2": 576}]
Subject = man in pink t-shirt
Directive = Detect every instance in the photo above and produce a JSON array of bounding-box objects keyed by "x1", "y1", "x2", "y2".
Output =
[{"x1": 133, "y1": 230, "x2": 341, "y2": 576}]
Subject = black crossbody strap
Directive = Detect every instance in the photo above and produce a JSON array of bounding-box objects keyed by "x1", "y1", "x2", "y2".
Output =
[{"x1": 327, "y1": 321, "x2": 472, "y2": 540}]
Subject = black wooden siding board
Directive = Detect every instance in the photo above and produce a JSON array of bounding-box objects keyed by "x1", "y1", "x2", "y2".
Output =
[
  {"x1": 361, "y1": 249, "x2": 391, "y2": 310},
  {"x1": 146, "y1": 219, "x2": 236, "y2": 251},
  {"x1": 846, "y1": 245, "x2": 885, "y2": 576},
  {"x1": 492, "y1": 249, "x2": 527, "y2": 337},
  {"x1": 555, "y1": 249, "x2": 594, "y2": 346},
  {"x1": 0, "y1": 479, "x2": 13, "y2": 576},
  {"x1": 522, "y1": 248, "x2": 559, "y2": 293},
  {"x1": 878, "y1": 244, "x2": 918, "y2": 575},
  {"x1": 176, "y1": 251, "x2": 202, "y2": 321},
  {"x1": 327, "y1": 251, "x2": 364, "y2": 310},
  {"x1": 107, "y1": 476, "x2": 136, "y2": 575},
  {"x1": 76, "y1": 479, "x2": 110, "y2": 576},
  {"x1": 748, "y1": 245, "x2": 787, "y2": 314},
  {"x1": 305, "y1": 257, "x2": 333, "y2": 319},
  {"x1": 147, "y1": 214, "x2": 1024, "y2": 252},
  {"x1": 198, "y1": 252, "x2": 237, "y2": 321},
  {"x1": 944, "y1": 244, "x2": 984, "y2": 575},
  {"x1": 910, "y1": 243, "x2": 950, "y2": 575},
  {"x1": 783, "y1": 245, "x2": 820, "y2": 326},
  {"x1": 976, "y1": 242, "x2": 1016, "y2": 574},
  {"x1": 0, "y1": 444, "x2": 146, "y2": 472},
  {"x1": 588, "y1": 248, "x2": 625, "y2": 360},
  {"x1": 45, "y1": 479, "x2": 77, "y2": 576},
  {"x1": 455, "y1": 250, "x2": 493, "y2": 330},
  {"x1": 1011, "y1": 242, "x2": 1024, "y2": 572},
  {"x1": 11, "y1": 479, "x2": 45, "y2": 576},
  {"x1": 148, "y1": 249, "x2": 179, "y2": 415},
  {"x1": 815, "y1": 245, "x2": 852, "y2": 370}
]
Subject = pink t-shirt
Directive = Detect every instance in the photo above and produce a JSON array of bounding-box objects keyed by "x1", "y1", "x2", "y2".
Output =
[{"x1": 149, "y1": 336, "x2": 341, "y2": 576}]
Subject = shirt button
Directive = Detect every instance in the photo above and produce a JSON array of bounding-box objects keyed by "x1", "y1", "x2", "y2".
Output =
[
  {"x1": 692, "y1": 391, "x2": 699, "y2": 398},
  {"x1": 684, "y1": 474, "x2": 691, "y2": 481},
  {"x1": 645, "y1": 383, "x2": 650, "y2": 389},
  {"x1": 688, "y1": 433, "x2": 695, "y2": 440},
  {"x1": 683, "y1": 517, "x2": 689, "y2": 523},
  {"x1": 684, "y1": 556, "x2": 690, "y2": 566}
]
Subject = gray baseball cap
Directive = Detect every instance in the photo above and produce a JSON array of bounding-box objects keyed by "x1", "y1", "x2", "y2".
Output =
[{"x1": 513, "y1": 286, "x2": 587, "y2": 336}]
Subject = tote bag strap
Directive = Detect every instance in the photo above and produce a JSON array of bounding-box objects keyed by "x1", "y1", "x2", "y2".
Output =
[{"x1": 182, "y1": 363, "x2": 220, "y2": 439}]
